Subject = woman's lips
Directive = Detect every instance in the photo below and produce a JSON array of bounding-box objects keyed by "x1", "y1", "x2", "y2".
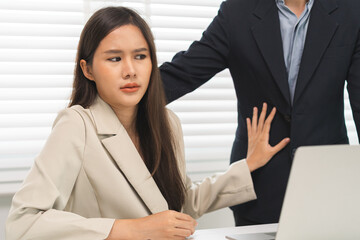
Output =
[{"x1": 120, "y1": 83, "x2": 140, "y2": 93}]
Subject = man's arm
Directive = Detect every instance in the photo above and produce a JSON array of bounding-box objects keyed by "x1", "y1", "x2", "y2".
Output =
[{"x1": 160, "y1": 1, "x2": 231, "y2": 103}]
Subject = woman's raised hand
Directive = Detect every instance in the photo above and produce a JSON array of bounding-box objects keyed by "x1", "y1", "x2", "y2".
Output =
[{"x1": 245, "y1": 103, "x2": 290, "y2": 172}]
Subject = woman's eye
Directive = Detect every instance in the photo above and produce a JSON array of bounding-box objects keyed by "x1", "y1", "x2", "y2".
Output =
[
  {"x1": 135, "y1": 54, "x2": 147, "y2": 60},
  {"x1": 109, "y1": 57, "x2": 121, "y2": 62}
]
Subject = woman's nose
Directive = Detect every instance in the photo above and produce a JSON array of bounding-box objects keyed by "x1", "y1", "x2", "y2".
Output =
[{"x1": 122, "y1": 59, "x2": 136, "y2": 79}]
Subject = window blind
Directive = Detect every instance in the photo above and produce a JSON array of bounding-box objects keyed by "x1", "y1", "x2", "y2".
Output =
[{"x1": 0, "y1": 0, "x2": 358, "y2": 195}]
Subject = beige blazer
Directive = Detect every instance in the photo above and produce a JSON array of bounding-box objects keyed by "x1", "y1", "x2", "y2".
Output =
[{"x1": 6, "y1": 96, "x2": 256, "y2": 240}]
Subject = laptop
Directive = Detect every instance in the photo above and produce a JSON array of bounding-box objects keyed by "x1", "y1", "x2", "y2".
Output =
[{"x1": 226, "y1": 144, "x2": 360, "y2": 240}]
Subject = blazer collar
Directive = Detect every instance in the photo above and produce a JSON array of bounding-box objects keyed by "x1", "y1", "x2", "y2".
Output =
[
  {"x1": 252, "y1": 0, "x2": 291, "y2": 106},
  {"x1": 89, "y1": 95, "x2": 169, "y2": 214},
  {"x1": 253, "y1": 0, "x2": 275, "y2": 19},
  {"x1": 88, "y1": 96, "x2": 121, "y2": 135},
  {"x1": 317, "y1": 0, "x2": 338, "y2": 14}
]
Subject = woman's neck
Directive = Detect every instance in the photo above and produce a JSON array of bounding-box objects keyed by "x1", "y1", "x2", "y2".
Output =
[
  {"x1": 111, "y1": 105, "x2": 138, "y2": 136},
  {"x1": 111, "y1": 105, "x2": 143, "y2": 157}
]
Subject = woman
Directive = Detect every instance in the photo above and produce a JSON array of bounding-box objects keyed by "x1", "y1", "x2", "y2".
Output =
[{"x1": 6, "y1": 7, "x2": 289, "y2": 240}]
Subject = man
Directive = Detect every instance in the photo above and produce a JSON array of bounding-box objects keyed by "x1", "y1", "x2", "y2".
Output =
[{"x1": 160, "y1": 0, "x2": 360, "y2": 226}]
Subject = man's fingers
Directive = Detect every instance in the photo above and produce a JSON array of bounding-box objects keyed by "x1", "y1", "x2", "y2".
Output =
[
  {"x1": 257, "y1": 103, "x2": 267, "y2": 131},
  {"x1": 252, "y1": 107, "x2": 258, "y2": 132},
  {"x1": 272, "y1": 138, "x2": 290, "y2": 154}
]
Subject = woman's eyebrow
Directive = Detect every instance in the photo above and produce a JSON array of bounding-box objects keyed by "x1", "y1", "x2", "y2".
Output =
[
  {"x1": 103, "y1": 48, "x2": 148, "y2": 54},
  {"x1": 133, "y1": 47, "x2": 148, "y2": 53},
  {"x1": 103, "y1": 49, "x2": 123, "y2": 54}
]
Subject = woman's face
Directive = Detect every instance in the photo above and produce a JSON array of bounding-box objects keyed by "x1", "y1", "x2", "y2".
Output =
[{"x1": 82, "y1": 24, "x2": 152, "y2": 111}]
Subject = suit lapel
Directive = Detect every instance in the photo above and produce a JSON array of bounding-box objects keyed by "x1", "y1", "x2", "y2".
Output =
[
  {"x1": 90, "y1": 96, "x2": 169, "y2": 214},
  {"x1": 293, "y1": 0, "x2": 338, "y2": 104},
  {"x1": 251, "y1": 0, "x2": 291, "y2": 106}
]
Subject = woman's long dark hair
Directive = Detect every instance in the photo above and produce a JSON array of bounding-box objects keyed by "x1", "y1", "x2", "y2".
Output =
[{"x1": 69, "y1": 7, "x2": 186, "y2": 211}]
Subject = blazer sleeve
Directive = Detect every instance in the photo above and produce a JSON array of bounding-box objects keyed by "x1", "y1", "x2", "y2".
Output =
[
  {"x1": 160, "y1": 1, "x2": 230, "y2": 103},
  {"x1": 6, "y1": 108, "x2": 114, "y2": 240},
  {"x1": 167, "y1": 110, "x2": 256, "y2": 219},
  {"x1": 347, "y1": 28, "x2": 360, "y2": 141}
]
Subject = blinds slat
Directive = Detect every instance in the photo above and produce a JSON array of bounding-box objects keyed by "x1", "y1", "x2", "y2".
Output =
[
  {"x1": 150, "y1": 0, "x2": 222, "y2": 7},
  {"x1": 0, "y1": 100, "x2": 68, "y2": 114},
  {"x1": 0, "y1": 157, "x2": 33, "y2": 169},
  {"x1": 0, "y1": 63, "x2": 75, "y2": 75},
  {"x1": 0, "y1": 75, "x2": 73, "y2": 88},
  {"x1": 0, "y1": 0, "x2": 83, "y2": 12},
  {"x1": 178, "y1": 89, "x2": 236, "y2": 100},
  {"x1": 0, "y1": 36, "x2": 79, "y2": 49},
  {"x1": 0, "y1": 23, "x2": 82, "y2": 37},
  {"x1": 182, "y1": 123, "x2": 237, "y2": 136},
  {"x1": 0, "y1": 49, "x2": 76, "y2": 62},
  {"x1": 151, "y1": 16, "x2": 213, "y2": 29},
  {"x1": 0, "y1": 88, "x2": 72, "y2": 100},
  {"x1": 0, "y1": 10, "x2": 83, "y2": 24},
  {"x1": 152, "y1": 28, "x2": 203, "y2": 41},
  {"x1": 0, "y1": 127, "x2": 51, "y2": 141},
  {"x1": 155, "y1": 40, "x2": 193, "y2": 52},
  {"x1": 168, "y1": 100, "x2": 237, "y2": 112},
  {"x1": 185, "y1": 147, "x2": 232, "y2": 161},
  {"x1": 0, "y1": 183, "x2": 23, "y2": 196},
  {"x1": 174, "y1": 112, "x2": 237, "y2": 124},
  {"x1": 198, "y1": 77, "x2": 234, "y2": 89},
  {"x1": 0, "y1": 170, "x2": 29, "y2": 183},
  {"x1": 184, "y1": 135, "x2": 234, "y2": 148},
  {"x1": 0, "y1": 140, "x2": 45, "y2": 155},
  {"x1": 0, "y1": 113, "x2": 57, "y2": 128},
  {"x1": 150, "y1": 4, "x2": 218, "y2": 18},
  {"x1": 89, "y1": 2, "x2": 145, "y2": 14}
]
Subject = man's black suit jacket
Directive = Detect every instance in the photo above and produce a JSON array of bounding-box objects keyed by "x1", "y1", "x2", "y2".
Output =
[{"x1": 160, "y1": 0, "x2": 360, "y2": 224}]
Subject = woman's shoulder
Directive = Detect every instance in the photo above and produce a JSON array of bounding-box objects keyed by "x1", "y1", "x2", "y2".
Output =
[
  {"x1": 166, "y1": 108, "x2": 182, "y2": 130},
  {"x1": 166, "y1": 108, "x2": 180, "y2": 121},
  {"x1": 53, "y1": 105, "x2": 93, "y2": 130}
]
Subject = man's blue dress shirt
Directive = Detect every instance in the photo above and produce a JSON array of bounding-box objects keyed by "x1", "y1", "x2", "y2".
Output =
[{"x1": 276, "y1": 0, "x2": 314, "y2": 104}]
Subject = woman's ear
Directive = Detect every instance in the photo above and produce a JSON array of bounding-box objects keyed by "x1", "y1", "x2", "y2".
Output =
[{"x1": 80, "y1": 59, "x2": 95, "y2": 81}]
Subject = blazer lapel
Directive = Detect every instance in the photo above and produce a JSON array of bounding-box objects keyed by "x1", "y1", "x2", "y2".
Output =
[
  {"x1": 90, "y1": 96, "x2": 169, "y2": 214},
  {"x1": 251, "y1": 0, "x2": 291, "y2": 106},
  {"x1": 293, "y1": 0, "x2": 338, "y2": 104}
]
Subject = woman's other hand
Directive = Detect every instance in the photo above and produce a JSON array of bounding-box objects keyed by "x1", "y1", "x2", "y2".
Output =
[
  {"x1": 107, "y1": 210, "x2": 197, "y2": 240},
  {"x1": 136, "y1": 210, "x2": 197, "y2": 239},
  {"x1": 246, "y1": 103, "x2": 290, "y2": 172}
]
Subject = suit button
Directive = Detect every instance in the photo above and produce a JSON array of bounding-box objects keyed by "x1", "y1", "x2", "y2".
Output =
[{"x1": 284, "y1": 114, "x2": 291, "y2": 123}]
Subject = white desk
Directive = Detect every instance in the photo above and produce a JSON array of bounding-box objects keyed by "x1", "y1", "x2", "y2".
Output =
[{"x1": 189, "y1": 223, "x2": 278, "y2": 240}]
